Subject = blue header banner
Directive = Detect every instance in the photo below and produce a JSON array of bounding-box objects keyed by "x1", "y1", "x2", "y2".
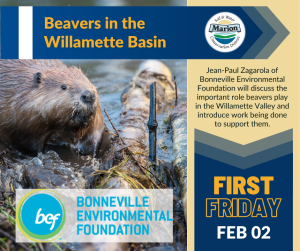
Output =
[{"x1": 1, "y1": 6, "x2": 289, "y2": 59}]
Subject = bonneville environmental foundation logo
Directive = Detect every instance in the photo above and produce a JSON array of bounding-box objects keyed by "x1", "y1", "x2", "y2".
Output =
[
  {"x1": 16, "y1": 190, "x2": 67, "y2": 242},
  {"x1": 205, "y1": 12, "x2": 246, "y2": 52}
]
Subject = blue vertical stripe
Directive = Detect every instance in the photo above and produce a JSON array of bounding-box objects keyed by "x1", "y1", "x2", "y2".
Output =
[{"x1": 1, "y1": 7, "x2": 19, "y2": 59}]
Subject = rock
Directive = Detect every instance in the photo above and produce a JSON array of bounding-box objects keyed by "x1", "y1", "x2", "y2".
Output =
[
  {"x1": 0, "y1": 160, "x2": 24, "y2": 192},
  {"x1": 22, "y1": 151, "x2": 101, "y2": 189},
  {"x1": 0, "y1": 150, "x2": 104, "y2": 190}
]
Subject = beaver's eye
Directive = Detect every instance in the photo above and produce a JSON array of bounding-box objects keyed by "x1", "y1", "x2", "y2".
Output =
[{"x1": 61, "y1": 85, "x2": 67, "y2": 90}]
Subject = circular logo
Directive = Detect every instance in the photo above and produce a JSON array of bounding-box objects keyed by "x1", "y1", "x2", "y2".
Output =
[
  {"x1": 205, "y1": 12, "x2": 246, "y2": 53},
  {"x1": 16, "y1": 190, "x2": 67, "y2": 241}
]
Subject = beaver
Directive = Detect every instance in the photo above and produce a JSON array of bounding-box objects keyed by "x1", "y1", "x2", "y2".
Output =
[{"x1": 0, "y1": 59, "x2": 104, "y2": 156}]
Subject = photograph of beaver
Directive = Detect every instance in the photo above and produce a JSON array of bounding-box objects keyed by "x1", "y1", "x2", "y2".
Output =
[
  {"x1": 0, "y1": 60, "x2": 105, "y2": 156},
  {"x1": 0, "y1": 59, "x2": 187, "y2": 250},
  {"x1": 0, "y1": 60, "x2": 187, "y2": 250}
]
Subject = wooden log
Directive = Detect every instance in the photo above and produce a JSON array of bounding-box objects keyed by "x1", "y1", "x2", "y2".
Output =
[
  {"x1": 93, "y1": 61, "x2": 175, "y2": 251},
  {"x1": 170, "y1": 102, "x2": 187, "y2": 222},
  {"x1": 101, "y1": 61, "x2": 174, "y2": 189}
]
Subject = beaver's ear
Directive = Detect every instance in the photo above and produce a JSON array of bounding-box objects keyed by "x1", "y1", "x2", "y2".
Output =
[{"x1": 34, "y1": 72, "x2": 43, "y2": 87}]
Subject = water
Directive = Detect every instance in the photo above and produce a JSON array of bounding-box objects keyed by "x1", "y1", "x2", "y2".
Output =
[{"x1": 62, "y1": 59, "x2": 186, "y2": 125}]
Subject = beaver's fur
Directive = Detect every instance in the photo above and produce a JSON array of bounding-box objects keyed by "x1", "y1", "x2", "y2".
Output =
[{"x1": 0, "y1": 59, "x2": 104, "y2": 156}]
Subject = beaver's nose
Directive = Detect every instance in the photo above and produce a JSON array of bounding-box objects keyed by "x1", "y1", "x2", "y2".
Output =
[{"x1": 81, "y1": 90, "x2": 95, "y2": 104}]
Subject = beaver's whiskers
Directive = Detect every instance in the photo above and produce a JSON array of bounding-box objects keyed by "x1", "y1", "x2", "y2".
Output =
[{"x1": 70, "y1": 102, "x2": 79, "y2": 119}]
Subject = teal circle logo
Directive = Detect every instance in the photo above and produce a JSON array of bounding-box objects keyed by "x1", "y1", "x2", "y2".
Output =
[{"x1": 17, "y1": 190, "x2": 66, "y2": 241}]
